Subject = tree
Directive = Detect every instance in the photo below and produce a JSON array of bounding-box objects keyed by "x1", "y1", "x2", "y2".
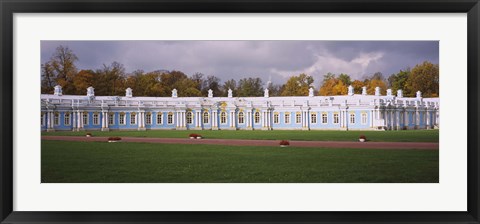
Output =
[
  {"x1": 318, "y1": 73, "x2": 347, "y2": 96},
  {"x1": 338, "y1": 73, "x2": 352, "y2": 86},
  {"x1": 95, "y1": 62, "x2": 126, "y2": 96},
  {"x1": 222, "y1": 79, "x2": 237, "y2": 96},
  {"x1": 387, "y1": 69, "x2": 410, "y2": 95},
  {"x1": 237, "y1": 77, "x2": 264, "y2": 97},
  {"x1": 73, "y1": 70, "x2": 96, "y2": 95},
  {"x1": 202, "y1": 75, "x2": 222, "y2": 97},
  {"x1": 364, "y1": 73, "x2": 387, "y2": 95},
  {"x1": 48, "y1": 45, "x2": 79, "y2": 94},
  {"x1": 280, "y1": 73, "x2": 314, "y2": 96},
  {"x1": 267, "y1": 82, "x2": 284, "y2": 97},
  {"x1": 405, "y1": 61, "x2": 439, "y2": 97},
  {"x1": 351, "y1": 80, "x2": 365, "y2": 94},
  {"x1": 41, "y1": 62, "x2": 56, "y2": 94}
]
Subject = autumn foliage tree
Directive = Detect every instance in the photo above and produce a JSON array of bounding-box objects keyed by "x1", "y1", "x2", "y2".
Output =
[
  {"x1": 404, "y1": 61, "x2": 439, "y2": 97},
  {"x1": 41, "y1": 45, "x2": 439, "y2": 98},
  {"x1": 318, "y1": 73, "x2": 348, "y2": 96},
  {"x1": 280, "y1": 73, "x2": 314, "y2": 96}
]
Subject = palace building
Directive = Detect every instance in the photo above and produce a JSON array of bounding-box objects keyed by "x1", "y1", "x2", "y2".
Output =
[{"x1": 41, "y1": 85, "x2": 439, "y2": 132}]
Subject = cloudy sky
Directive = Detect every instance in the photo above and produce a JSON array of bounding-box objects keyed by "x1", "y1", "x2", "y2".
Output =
[{"x1": 41, "y1": 41, "x2": 438, "y2": 86}]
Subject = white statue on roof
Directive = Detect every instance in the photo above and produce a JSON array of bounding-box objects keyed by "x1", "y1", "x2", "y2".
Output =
[
  {"x1": 172, "y1": 89, "x2": 178, "y2": 98},
  {"x1": 308, "y1": 87, "x2": 314, "y2": 97}
]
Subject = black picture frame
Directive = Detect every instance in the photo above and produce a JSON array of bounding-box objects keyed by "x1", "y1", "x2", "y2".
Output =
[{"x1": 1, "y1": 0, "x2": 479, "y2": 223}]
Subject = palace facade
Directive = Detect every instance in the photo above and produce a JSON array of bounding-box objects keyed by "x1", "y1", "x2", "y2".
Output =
[{"x1": 41, "y1": 85, "x2": 439, "y2": 132}]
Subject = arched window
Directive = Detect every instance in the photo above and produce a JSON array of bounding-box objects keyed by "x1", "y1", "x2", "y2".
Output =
[
  {"x1": 167, "y1": 113, "x2": 173, "y2": 124},
  {"x1": 254, "y1": 112, "x2": 260, "y2": 124},
  {"x1": 220, "y1": 112, "x2": 227, "y2": 124},
  {"x1": 238, "y1": 112, "x2": 244, "y2": 124},
  {"x1": 350, "y1": 113, "x2": 355, "y2": 124},
  {"x1": 186, "y1": 112, "x2": 193, "y2": 124},
  {"x1": 203, "y1": 111, "x2": 209, "y2": 124}
]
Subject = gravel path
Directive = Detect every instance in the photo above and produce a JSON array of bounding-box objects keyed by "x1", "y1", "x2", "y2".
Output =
[{"x1": 42, "y1": 136, "x2": 439, "y2": 150}]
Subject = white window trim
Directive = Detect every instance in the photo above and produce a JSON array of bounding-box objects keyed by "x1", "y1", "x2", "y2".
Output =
[
  {"x1": 273, "y1": 113, "x2": 280, "y2": 124},
  {"x1": 64, "y1": 113, "x2": 70, "y2": 126},
  {"x1": 187, "y1": 112, "x2": 194, "y2": 124},
  {"x1": 130, "y1": 113, "x2": 137, "y2": 125},
  {"x1": 361, "y1": 113, "x2": 368, "y2": 125},
  {"x1": 238, "y1": 112, "x2": 245, "y2": 124},
  {"x1": 167, "y1": 114, "x2": 174, "y2": 124},
  {"x1": 54, "y1": 113, "x2": 60, "y2": 126},
  {"x1": 93, "y1": 114, "x2": 100, "y2": 125},
  {"x1": 295, "y1": 113, "x2": 302, "y2": 124},
  {"x1": 284, "y1": 113, "x2": 291, "y2": 124},
  {"x1": 219, "y1": 112, "x2": 227, "y2": 124},
  {"x1": 333, "y1": 113, "x2": 339, "y2": 124},
  {"x1": 108, "y1": 114, "x2": 114, "y2": 125},
  {"x1": 311, "y1": 113, "x2": 317, "y2": 124},
  {"x1": 203, "y1": 112, "x2": 210, "y2": 124},
  {"x1": 157, "y1": 113, "x2": 163, "y2": 125},
  {"x1": 321, "y1": 113, "x2": 328, "y2": 124},
  {"x1": 146, "y1": 114, "x2": 152, "y2": 125},
  {"x1": 119, "y1": 114, "x2": 126, "y2": 125},
  {"x1": 350, "y1": 113, "x2": 356, "y2": 124},
  {"x1": 254, "y1": 112, "x2": 260, "y2": 124}
]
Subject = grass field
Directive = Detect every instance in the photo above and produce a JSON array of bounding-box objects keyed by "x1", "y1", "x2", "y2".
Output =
[
  {"x1": 42, "y1": 129, "x2": 439, "y2": 142},
  {"x1": 41, "y1": 140, "x2": 439, "y2": 183}
]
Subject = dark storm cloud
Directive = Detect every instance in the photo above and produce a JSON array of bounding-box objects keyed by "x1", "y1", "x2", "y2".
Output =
[{"x1": 41, "y1": 40, "x2": 438, "y2": 86}]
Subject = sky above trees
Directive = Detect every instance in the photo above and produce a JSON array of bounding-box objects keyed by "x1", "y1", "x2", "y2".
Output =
[{"x1": 41, "y1": 41, "x2": 439, "y2": 86}]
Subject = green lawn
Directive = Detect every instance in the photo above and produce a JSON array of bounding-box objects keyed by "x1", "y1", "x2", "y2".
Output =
[
  {"x1": 42, "y1": 129, "x2": 439, "y2": 142},
  {"x1": 41, "y1": 140, "x2": 439, "y2": 183}
]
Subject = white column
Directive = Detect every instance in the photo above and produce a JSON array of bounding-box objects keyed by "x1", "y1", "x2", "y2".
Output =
[
  {"x1": 370, "y1": 110, "x2": 374, "y2": 127},
  {"x1": 106, "y1": 113, "x2": 109, "y2": 128},
  {"x1": 47, "y1": 112, "x2": 52, "y2": 129},
  {"x1": 197, "y1": 111, "x2": 200, "y2": 127},
  {"x1": 78, "y1": 111, "x2": 82, "y2": 129},
  {"x1": 176, "y1": 112, "x2": 180, "y2": 128},
  {"x1": 102, "y1": 112, "x2": 106, "y2": 128},
  {"x1": 263, "y1": 111, "x2": 266, "y2": 127},
  {"x1": 72, "y1": 112, "x2": 76, "y2": 130},
  {"x1": 426, "y1": 110, "x2": 431, "y2": 129},
  {"x1": 267, "y1": 110, "x2": 271, "y2": 129}
]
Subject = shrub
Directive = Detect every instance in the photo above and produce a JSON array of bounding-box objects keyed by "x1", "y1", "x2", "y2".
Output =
[
  {"x1": 279, "y1": 140, "x2": 290, "y2": 146},
  {"x1": 108, "y1": 137, "x2": 122, "y2": 141},
  {"x1": 189, "y1": 133, "x2": 198, "y2": 138},
  {"x1": 359, "y1": 135, "x2": 367, "y2": 140}
]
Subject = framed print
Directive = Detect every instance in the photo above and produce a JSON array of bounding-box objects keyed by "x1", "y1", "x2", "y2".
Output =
[{"x1": 1, "y1": 0, "x2": 479, "y2": 223}]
